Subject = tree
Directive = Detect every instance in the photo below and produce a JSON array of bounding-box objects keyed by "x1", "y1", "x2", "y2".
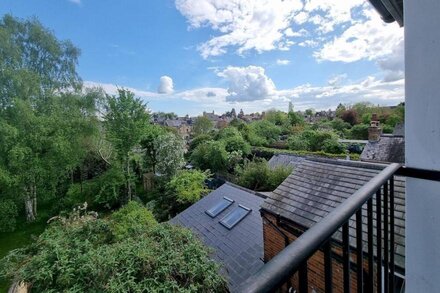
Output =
[
  {"x1": 264, "y1": 109, "x2": 288, "y2": 126},
  {"x1": 349, "y1": 124, "x2": 370, "y2": 140},
  {"x1": 249, "y1": 120, "x2": 281, "y2": 144},
  {"x1": 0, "y1": 15, "x2": 92, "y2": 222},
  {"x1": 154, "y1": 132, "x2": 185, "y2": 177},
  {"x1": 288, "y1": 111, "x2": 304, "y2": 126},
  {"x1": 223, "y1": 135, "x2": 251, "y2": 155},
  {"x1": 340, "y1": 109, "x2": 359, "y2": 126},
  {"x1": 190, "y1": 141, "x2": 228, "y2": 173},
  {"x1": 0, "y1": 203, "x2": 227, "y2": 292},
  {"x1": 103, "y1": 89, "x2": 150, "y2": 201},
  {"x1": 140, "y1": 124, "x2": 167, "y2": 173},
  {"x1": 193, "y1": 116, "x2": 214, "y2": 136},
  {"x1": 166, "y1": 170, "x2": 210, "y2": 205}
]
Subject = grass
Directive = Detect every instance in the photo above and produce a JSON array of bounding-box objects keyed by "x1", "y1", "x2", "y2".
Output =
[{"x1": 0, "y1": 218, "x2": 47, "y2": 292}]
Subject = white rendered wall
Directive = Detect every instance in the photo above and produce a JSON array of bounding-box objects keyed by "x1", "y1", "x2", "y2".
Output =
[{"x1": 405, "y1": 0, "x2": 440, "y2": 292}]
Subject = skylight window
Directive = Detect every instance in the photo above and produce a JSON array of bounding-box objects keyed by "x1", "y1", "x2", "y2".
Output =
[
  {"x1": 205, "y1": 197, "x2": 234, "y2": 218},
  {"x1": 219, "y1": 204, "x2": 251, "y2": 229}
]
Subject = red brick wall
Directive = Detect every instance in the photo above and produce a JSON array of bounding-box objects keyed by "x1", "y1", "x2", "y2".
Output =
[{"x1": 262, "y1": 212, "x2": 374, "y2": 293}]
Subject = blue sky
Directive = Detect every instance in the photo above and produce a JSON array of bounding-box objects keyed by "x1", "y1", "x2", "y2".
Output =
[{"x1": 0, "y1": 0, "x2": 404, "y2": 116}]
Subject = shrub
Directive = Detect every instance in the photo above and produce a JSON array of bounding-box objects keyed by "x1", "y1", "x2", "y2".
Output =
[
  {"x1": 287, "y1": 135, "x2": 309, "y2": 151},
  {"x1": 223, "y1": 135, "x2": 251, "y2": 155},
  {"x1": 341, "y1": 109, "x2": 359, "y2": 125},
  {"x1": 188, "y1": 134, "x2": 212, "y2": 153},
  {"x1": 110, "y1": 201, "x2": 157, "y2": 240},
  {"x1": 236, "y1": 159, "x2": 292, "y2": 191},
  {"x1": 0, "y1": 199, "x2": 18, "y2": 232},
  {"x1": 349, "y1": 124, "x2": 370, "y2": 140},
  {"x1": 0, "y1": 208, "x2": 227, "y2": 292},
  {"x1": 166, "y1": 170, "x2": 210, "y2": 205},
  {"x1": 322, "y1": 139, "x2": 345, "y2": 154}
]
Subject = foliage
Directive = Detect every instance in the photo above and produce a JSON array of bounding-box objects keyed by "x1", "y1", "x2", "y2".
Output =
[
  {"x1": 0, "y1": 207, "x2": 227, "y2": 292},
  {"x1": 216, "y1": 126, "x2": 241, "y2": 140},
  {"x1": 290, "y1": 129, "x2": 342, "y2": 153},
  {"x1": 110, "y1": 201, "x2": 157, "y2": 240},
  {"x1": 287, "y1": 136, "x2": 309, "y2": 151},
  {"x1": 349, "y1": 124, "x2": 370, "y2": 140},
  {"x1": 249, "y1": 120, "x2": 281, "y2": 144},
  {"x1": 330, "y1": 118, "x2": 351, "y2": 132},
  {"x1": 0, "y1": 200, "x2": 18, "y2": 232},
  {"x1": 382, "y1": 124, "x2": 394, "y2": 134},
  {"x1": 140, "y1": 124, "x2": 167, "y2": 173},
  {"x1": 188, "y1": 134, "x2": 212, "y2": 153},
  {"x1": 288, "y1": 111, "x2": 304, "y2": 126},
  {"x1": 193, "y1": 116, "x2": 214, "y2": 136},
  {"x1": 235, "y1": 159, "x2": 292, "y2": 191},
  {"x1": 154, "y1": 132, "x2": 185, "y2": 177},
  {"x1": 166, "y1": 170, "x2": 210, "y2": 205},
  {"x1": 252, "y1": 147, "x2": 360, "y2": 161},
  {"x1": 190, "y1": 141, "x2": 228, "y2": 173},
  {"x1": 66, "y1": 165, "x2": 126, "y2": 210},
  {"x1": 340, "y1": 109, "x2": 359, "y2": 125},
  {"x1": 322, "y1": 139, "x2": 345, "y2": 154},
  {"x1": 223, "y1": 135, "x2": 251, "y2": 155},
  {"x1": 264, "y1": 110, "x2": 288, "y2": 126}
]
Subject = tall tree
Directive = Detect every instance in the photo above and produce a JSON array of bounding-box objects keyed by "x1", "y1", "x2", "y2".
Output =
[
  {"x1": 103, "y1": 89, "x2": 150, "y2": 201},
  {"x1": 193, "y1": 116, "x2": 213, "y2": 136},
  {"x1": 0, "y1": 15, "x2": 92, "y2": 222}
]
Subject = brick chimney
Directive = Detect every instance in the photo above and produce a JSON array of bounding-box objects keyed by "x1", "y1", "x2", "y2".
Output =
[{"x1": 368, "y1": 113, "x2": 382, "y2": 141}]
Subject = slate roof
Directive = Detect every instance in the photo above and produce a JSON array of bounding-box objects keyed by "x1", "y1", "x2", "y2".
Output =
[
  {"x1": 170, "y1": 183, "x2": 265, "y2": 292},
  {"x1": 360, "y1": 135, "x2": 405, "y2": 163},
  {"x1": 268, "y1": 154, "x2": 305, "y2": 170},
  {"x1": 164, "y1": 119, "x2": 184, "y2": 128},
  {"x1": 262, "y1": 158, "x2": 405, "y2": 270},
  {"x1": 393, "y1": 123, "x2": 405, "y2": 137}
]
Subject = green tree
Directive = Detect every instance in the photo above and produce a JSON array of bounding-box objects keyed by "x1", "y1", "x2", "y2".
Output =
[
  {"x1": 249, "y1": 120, "x2": 281, "y2": 144},
  {"x1": 0, "y1": 15, "x2": 93, "y2": 222},
  {"x1": 190, "y1": 141, "x2": 228, "y2": 173},
  {"x1": 103, "y1": 89, "x2": 150, "y2": 201},
  {"x1": 166, "y1": 170, "x2": 210, "y2": 205},
  {"x1": 193, "y1": 116, "x2": 214, "y2": 136},
  {"x1": 140, "y1": 124, "x2": 167, "y2": 173},
  {"x1": 349, "y1": 124, "x2": 370, "y2": 140},
  {"x1": 264, "y1": 110, "x2": 288, "y2": 126},
  {"x1": 223, "y1": 135, "x2": 251, "y2": 155},
  {"x1": 154, "y1": 132, "x2": 185, "y2": 177}
]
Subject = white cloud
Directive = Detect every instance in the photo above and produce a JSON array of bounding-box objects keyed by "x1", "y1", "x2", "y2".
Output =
[
  {"x1": 276, "y1": 59, "x2": 290, "y2": 65},
  {"x1": 68, "y1": 0, "x2": 81, "y2": 5},
  {"x1": 314, "y1": 9, "x2": 403, "y2": 63},
  {"x1": 327, "y1": 74, "x2": 347, "y2": 86},
  {"x1": 157, "y1": 76, "x2": 174, "y2": 94},
  {"x1": 217, "y1": 66, "x2": 276, "y2": 101},
  {"x1": 377, "y1": 39, "x2": 404, "y2": 82},
  {"x1": 176, "y1": 0, "x2": 303, "y2": 58}
]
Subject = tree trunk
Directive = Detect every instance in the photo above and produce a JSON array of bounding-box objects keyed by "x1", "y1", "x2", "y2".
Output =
[
  {"x1": 24, "y1": 184, "x2": 37, "y2": 222},
  {"x1": 126, "y1": 158, "x2": 132, "y2": 201}
]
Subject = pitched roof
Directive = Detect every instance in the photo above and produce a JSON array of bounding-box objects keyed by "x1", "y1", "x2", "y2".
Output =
[
  {"x1": 170, "y1": 183, "x2": 265, "y2": 292},
  {"x1": 261, "y1": 158, "x2": 405, "y2": 269},
  {"x1": 268, "y1": 154, "x2": 305, "y2": 170},
  {"x1": 360, "y1": 135, "x2": 405, "y2": 163},
  {"x1": 393, "y1": 123, "x2": 405, "y2": 137}
]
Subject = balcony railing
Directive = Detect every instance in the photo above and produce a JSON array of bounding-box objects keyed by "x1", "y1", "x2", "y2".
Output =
[{"x1": 239, "y1": 164, "x2": 440, "y2": 293}]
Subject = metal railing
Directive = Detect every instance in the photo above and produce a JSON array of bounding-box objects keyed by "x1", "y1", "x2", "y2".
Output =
[{"x1": 239, "y1": 163, "x2": 402, "y2": 293}]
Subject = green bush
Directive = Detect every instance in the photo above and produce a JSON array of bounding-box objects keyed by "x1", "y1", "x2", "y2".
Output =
[
  {"x1": 382, "y1": 124, "x2": 394, "y2": 134},
  {"x1": 166, "y1": 170, "x2": 210, "y2": 205},
  {"x1": 110, "y1": 201, "x2": 157, "y2": 240},
  {"x1": 287, "y1": 135, "x2": 309, "y2": 151},
  {"x1": 236, "y1": 159, "x2": 292, "y2": 191},
  {"x1": 188, "y1": 134, "x2": 212, "y2": 153},
  {"x1": 223, "y1": 135, "x2": 251, "y2": 155},
  {"x1": 321, "y1": 139, "x2": 345, "y2": 154},
  {"x1": 0, "y1": 207, "x2": 227, "y2": 292},
  {"x1": 0, "y1": 199, "x2": 18, "y2": 232},
  {"x1": 349, "y1": 124, "x2": 370, "y2": 140}
]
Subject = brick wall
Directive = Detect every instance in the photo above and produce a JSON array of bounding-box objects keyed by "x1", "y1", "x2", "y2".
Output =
[{"x1": 262, "y1": 212, "x2": 374, "y2": 293}]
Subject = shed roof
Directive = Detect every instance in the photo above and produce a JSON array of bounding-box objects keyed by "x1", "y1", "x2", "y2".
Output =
[
  {"x1": 261, "y1": 158, "x2": 405, "y2": 269},
  {"x1": 170, "y1": 183, "x2": 265, "y2": 292}
]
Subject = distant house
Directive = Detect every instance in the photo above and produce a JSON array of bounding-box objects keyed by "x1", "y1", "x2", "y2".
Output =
[
  {"x1": 361, "y1": 116, "x2": 405, "y2": 163},
  {"x1": 164, "y1": 119, "x2": 192, "y2": 141},
  {"x1": 170, "y1": 183, "x2": 265, "y2": 292},
  {"x1": 261, "y1": 158, "x2": 405, "y2": 292},
  {"x1": 267, "y1": 153, "x2": 305, "y2": 170}
]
